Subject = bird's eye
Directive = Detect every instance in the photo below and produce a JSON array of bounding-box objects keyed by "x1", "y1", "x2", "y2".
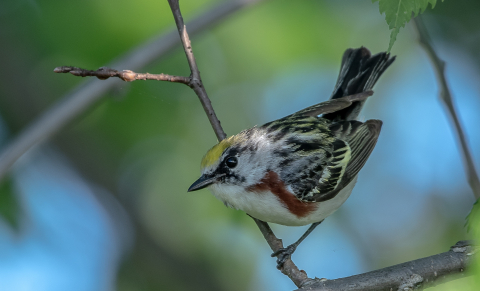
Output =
[{"x1": 225, "y1": 156, "x2": 238, "y2": 168}]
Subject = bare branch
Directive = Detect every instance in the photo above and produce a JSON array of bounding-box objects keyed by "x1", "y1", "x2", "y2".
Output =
[
  {"x1": 54, "y1": 66, "x2": 191, "y2": 84},
  {"x1": 413, "y1": 16, "x2": 480, "y2": 200},
  {"x1": 167, "y1": 0, "x2": 226, "y2": 141},
  {"x1": 297, "y1": 241, "x2": 477, "y2": 291},
  {"x1": 0, "y1": 0, "x2": 261, "y2": 182}
]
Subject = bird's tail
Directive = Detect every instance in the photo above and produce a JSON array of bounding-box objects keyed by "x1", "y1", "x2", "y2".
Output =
[{"x1": 322, "y1": 47, "x2": 395, "y2": 121}]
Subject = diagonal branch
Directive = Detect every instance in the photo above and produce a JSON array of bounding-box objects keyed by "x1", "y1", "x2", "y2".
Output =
[
  {"x1": 413, "y1": 16, "x2": 480, "y2": 200},
  {"x1": 0, "y1": 0, "x2": 262, "y2": 182}
]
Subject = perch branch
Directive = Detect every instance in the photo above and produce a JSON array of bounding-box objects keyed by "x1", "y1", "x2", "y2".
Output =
[
  {"x1": 0, "y1": 0, "x2": 262, "y2": 182},
  {"x1": 413, "y1": 16, "x2": 480, "y2": 199},
  {"x1": 297, "y1": 241, "x2": 477, "y2": 291}
]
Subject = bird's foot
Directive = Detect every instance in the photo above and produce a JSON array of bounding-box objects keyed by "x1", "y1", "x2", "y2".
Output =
[{"x1": 271, "y1": 244, "x2": 297, "y2": 269}]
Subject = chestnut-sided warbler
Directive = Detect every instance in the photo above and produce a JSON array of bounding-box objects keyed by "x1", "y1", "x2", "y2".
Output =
[{"x1": 189, "y1": 47, "x2": 395, "y2": 267}]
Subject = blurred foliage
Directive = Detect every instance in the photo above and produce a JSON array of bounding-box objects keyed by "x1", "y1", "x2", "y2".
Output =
[
  {"x1": 0, "y1": 0, "x2": 479, "y2": 290},
  {"x1": 465, "y1": 198, "x2": 479, "y2": 233},
  {"x1": 0, "y1": 178, "x2": 19, "y2": 230},
  {"x1": 372, "y1": 0, "x2": 443, "y2": 51}
]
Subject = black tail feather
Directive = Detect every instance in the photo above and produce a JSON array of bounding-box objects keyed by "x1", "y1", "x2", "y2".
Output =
[{"x1": 323, "y1": 47, "x2": 395, "y2": 121}]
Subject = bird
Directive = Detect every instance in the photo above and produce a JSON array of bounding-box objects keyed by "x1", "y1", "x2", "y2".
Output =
[{"x1": 188, "y1": 47, "x2": 395, "y2": 268}]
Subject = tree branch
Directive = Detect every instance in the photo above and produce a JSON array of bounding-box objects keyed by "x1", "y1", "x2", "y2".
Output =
[
  {"x1": 0, "y1": 0, "x2": 262, "y2": 182},
  {"x1": 412, "y1": 16, "x2": 480, "y2": 200},
  {"x1": 297, "y1": 241, "x2": 477, "y2": 291}
]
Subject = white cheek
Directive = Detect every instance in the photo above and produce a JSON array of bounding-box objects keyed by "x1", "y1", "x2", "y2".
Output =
[{"x1": 235, "y1": 144, "x2": 280, "y2": 186}]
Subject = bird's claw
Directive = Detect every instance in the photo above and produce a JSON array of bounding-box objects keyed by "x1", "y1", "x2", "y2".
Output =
[{"x1": 271, "y1": 245, "x2": 297, "y2": 269}]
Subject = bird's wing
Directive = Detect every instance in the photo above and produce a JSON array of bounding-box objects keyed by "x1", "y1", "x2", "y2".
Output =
[{"x1": 299, "y1": 119, "x2": 382, "y2": 202}]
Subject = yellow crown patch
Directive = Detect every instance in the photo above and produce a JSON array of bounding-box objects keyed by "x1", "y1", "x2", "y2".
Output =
[{"x1": 201, "y1": 135, "x2": 241, "y2": 168}]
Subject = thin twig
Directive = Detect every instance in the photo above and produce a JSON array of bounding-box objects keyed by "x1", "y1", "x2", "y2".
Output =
[
  {"x1": 54, "y1": 66, "x2": 191, "y2": 84},
  {"x1": 413, "y1": 16, "x2": 480, "y2": 200},
  {"x1": 0, "y1": 0, "x2": 261, "y2": 182},
  {"x1": 167, "y1": 0, "x2": 226, "y2": 141},
  {"x1": 297, "y1": 241, "x2": 477, "y2": 291}
]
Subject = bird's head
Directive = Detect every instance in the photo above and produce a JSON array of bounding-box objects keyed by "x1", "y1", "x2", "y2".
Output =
[{"x1": 188, "y1": 129, "x2": 275, "y2": 192}]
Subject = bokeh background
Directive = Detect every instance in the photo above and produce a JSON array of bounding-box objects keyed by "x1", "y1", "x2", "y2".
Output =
[{"x1": 0, "y1": 0, "x2": 479, "y2": 290}]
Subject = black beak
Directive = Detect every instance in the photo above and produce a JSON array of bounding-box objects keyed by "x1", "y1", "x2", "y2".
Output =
[{"x1": 188, "y1": 174, "x2": 218, "y2": 192}]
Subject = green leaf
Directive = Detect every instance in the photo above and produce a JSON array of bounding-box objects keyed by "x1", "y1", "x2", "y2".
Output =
[{"x1": 372, "y1": 0, "x2": 442, "y2": 52}]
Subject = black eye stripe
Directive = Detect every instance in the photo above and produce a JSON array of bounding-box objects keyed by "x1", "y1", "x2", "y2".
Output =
[{"x1": 225, "y1": 156, "x2": 238, "y2": 168}]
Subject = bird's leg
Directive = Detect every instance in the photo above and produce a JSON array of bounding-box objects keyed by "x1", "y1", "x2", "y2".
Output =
[{"x1": 271, "y1": 221, "x2": 323, "y2": 269}]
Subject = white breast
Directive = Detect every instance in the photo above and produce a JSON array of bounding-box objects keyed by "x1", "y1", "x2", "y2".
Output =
[{"x1": 208, "y1": 176, "x2": 357, "y2": 226}]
